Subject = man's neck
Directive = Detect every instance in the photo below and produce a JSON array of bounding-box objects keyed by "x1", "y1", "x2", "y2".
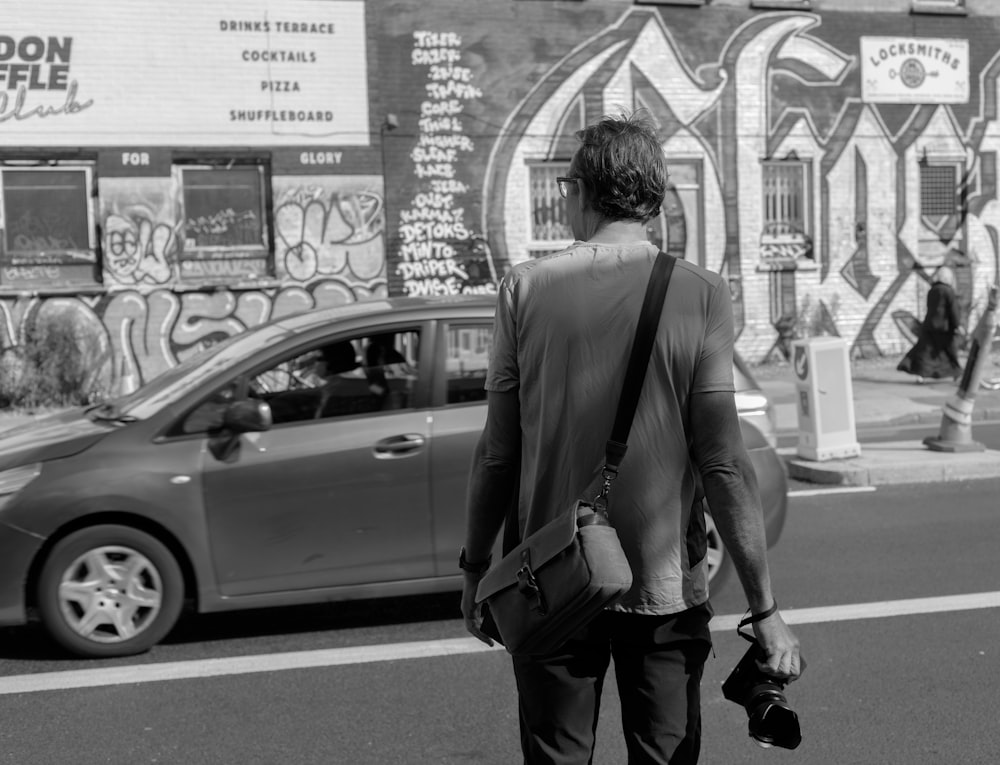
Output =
[{"x1": 584, "y1": 219, "x2": 649, "y2": 245}]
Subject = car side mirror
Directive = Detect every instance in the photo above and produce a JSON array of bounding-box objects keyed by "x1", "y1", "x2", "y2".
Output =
[
  {"x1": 209, "y1": 401, "x2": 273, "y2": 463},
  {"x1": 223, "y1": 400, "x2": 273, "y2": 433}
]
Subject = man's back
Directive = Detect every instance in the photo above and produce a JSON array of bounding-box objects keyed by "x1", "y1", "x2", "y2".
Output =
[{"x1": 486, "y1": 240, "x2": 735, "y2": 614}]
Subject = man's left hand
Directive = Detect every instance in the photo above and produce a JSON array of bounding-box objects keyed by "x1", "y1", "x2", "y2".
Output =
[{"x1": 752, "y1": 610, "x2": 804, "y2": 682}]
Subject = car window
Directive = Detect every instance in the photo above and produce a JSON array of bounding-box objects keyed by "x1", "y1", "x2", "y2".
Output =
[
  {"x1": 171, "y1": 381, "x2": 241, "y2": 436},
  {"x1": 249, "y1": 329, "x2": 421, "y2": 426},
  {"x1": 445, "y1": 324, "x2": 492, "y2": 405}
]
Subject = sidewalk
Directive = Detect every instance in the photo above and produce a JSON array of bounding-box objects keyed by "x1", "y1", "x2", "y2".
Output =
[{"x1": 757, "y1": 356, "x2": 1000, "y2": 486}]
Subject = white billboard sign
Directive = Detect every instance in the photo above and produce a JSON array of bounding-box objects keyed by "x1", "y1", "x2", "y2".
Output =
[
  {"x1": 861, "y1": 37, "x2": 969, "y2": 104},
  {"x1": 0, "y1": 0, "x2": 370, "y2": 146}
]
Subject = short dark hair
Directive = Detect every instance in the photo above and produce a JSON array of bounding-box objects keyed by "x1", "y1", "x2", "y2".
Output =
[{"x1": 573, "y1": 111, "x2": 666, "y2": 223}]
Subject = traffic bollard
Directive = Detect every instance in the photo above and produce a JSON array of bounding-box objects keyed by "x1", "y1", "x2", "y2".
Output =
[{"x1": 924, "y1": 283, "x2": 999, "y2": 453}]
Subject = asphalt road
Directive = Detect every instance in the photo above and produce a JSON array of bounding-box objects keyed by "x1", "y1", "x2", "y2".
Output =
[{"x1": 2, "y1": 477, "x2": 999, "y2": 764}]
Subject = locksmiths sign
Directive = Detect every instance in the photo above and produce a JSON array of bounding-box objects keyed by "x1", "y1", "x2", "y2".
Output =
[
  {"x1": 0, "y1": 0, "x2": 369, "y2": 146},
  {"x1": 860, "y1": 37, "x2": 969, "y2": 104}
]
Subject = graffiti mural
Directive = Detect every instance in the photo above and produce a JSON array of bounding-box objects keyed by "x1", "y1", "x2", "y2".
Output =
[
  {"x1": 273, "y1": 177, "x2": 387, "y2": 285},
  {"x1": 0, "y1": 176, "x2": 388, "y2": 394},
  {"x1": 8, "y1": 2, "x2": 1000, "y2": 393},
  {"x1": 471, "y1": 7, "x2": 1000, "y2": 361},
  {"x1": 102, "y1": 178, "x2": 178, "y2": 286},
  {"x1": 0, "y1": 278, "x2": 388, "y2": 397},
  {"x1": 392, "y1": 30, "x2": 497, "y2": 297}
]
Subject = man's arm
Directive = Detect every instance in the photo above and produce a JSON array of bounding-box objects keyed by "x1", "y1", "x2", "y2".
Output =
[
  {"x1": 690, "y1": 390, "x2": 803, "y2": 681},
  {"x1": 460, "y1": 389, "x2": 520, "y2": 645}
]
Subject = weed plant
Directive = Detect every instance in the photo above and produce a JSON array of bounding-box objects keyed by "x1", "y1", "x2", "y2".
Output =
[{"x1": 0, "y1": 312, "x2": 108, "y2": 411}]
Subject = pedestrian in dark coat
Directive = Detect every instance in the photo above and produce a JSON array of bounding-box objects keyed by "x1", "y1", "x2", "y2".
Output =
[{"x1": 898, "y1": 266, "x2": 963, "y2": 382}]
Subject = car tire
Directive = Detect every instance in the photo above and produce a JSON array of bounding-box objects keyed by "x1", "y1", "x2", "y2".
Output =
[
  {"x1": 36, "y1": 525, "x2": 184, "y2": 658},
  {"x1": 704, "y1": 512, "x2": 734, "y2": 591}
]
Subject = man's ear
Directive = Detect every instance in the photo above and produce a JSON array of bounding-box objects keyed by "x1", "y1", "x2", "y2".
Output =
[{"x1": 575, "y1": 177, "x2": 591, "y2": 211}]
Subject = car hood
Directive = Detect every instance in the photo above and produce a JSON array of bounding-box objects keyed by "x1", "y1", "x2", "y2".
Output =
[{"x1": 0, "y1": 408, "x2": 112, "y2": 470}]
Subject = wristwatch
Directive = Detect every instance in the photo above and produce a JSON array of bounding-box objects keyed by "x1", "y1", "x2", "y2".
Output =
[{"x1": 459, "y1": 547, "x2": 492, "y2": 575}]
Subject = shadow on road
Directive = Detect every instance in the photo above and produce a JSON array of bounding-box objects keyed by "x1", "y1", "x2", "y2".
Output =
[
  {"x1": 0, "y1": 592, "x2": 463, "y2": 663},
  {"x1": 163, "y1": 591, "x2": 463, "y2": 646}
]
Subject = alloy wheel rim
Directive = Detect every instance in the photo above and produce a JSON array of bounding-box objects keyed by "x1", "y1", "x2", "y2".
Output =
[{"x1": 57, "y1": 545, "x2": 163, "y2": 643}]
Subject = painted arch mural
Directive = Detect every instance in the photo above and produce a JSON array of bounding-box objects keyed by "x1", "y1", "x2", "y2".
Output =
[{"x1": 475, "y1": 8, "x2": 1000, "y2": 362}]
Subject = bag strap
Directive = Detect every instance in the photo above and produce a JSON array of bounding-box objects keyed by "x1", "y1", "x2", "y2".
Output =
[
  {"x1": 595, "y1": 250, "x2": 675, "y2": 512},
  {"x1": 501, "y1": 249, "x2": 676, "y2": 550},
  {"x1": 594, "y1": 250, "x2": 677, "y2": 516},
  {"x1": 609, "y1": 251, "x2": 675, "y2": 464}
]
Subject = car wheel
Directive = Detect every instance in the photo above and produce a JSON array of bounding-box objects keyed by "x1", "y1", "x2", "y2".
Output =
[
  {"x1": 704, "y1": 513, "x2": 733, "y2": 590},
  {"x1": 36, "y1": 525, "x2": 184, "y2": 658}
]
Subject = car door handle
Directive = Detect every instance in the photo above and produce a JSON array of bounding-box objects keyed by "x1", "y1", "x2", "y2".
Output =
[{"x1": 373, "y1": 434, "x2": 426, "y2": 457}]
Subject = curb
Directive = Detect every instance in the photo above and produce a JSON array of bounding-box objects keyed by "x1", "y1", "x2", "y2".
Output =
[
  {"x1": 776, "y1": 406, "x2": 1000, "y2": 437},
  {"x1": 781, "y1": 441, "x2": 1000, "y2": 486}
]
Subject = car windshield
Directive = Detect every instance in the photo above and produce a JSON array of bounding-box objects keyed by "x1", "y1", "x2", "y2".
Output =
[{"x1": 111, "y1": 323, "x2": 292, "y2": 419}]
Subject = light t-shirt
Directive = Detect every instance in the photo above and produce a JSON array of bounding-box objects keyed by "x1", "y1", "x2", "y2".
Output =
[{"x1": 486, "y1": 241, "x2": 735, "y2": 614}]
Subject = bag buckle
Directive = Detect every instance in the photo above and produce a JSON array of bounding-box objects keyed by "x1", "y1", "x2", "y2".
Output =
[
  {"x1": 593, "y1": 465, "x2": 618, "y2": 517},
  {"x1": 516, "y1": 550, "x2": 547, "y2": 615}
]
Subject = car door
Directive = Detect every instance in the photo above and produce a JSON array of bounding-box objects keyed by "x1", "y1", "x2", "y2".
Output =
[
  {"x1": 427, "y1": 319, "x2": 493, "y2": 576},
  {"x1": 198, "y1": 326, "x2": 435, "y2": 597}
]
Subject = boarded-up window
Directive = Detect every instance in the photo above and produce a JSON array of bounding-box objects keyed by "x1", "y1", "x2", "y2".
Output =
[
  {"x1": 0, "y1": 163, "x2": 99, "y2": 288},
  {"x1": 2, "y1": 169, "x2": 91, "y2": 258}
]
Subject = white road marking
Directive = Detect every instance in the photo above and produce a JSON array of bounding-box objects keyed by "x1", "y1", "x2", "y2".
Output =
[
  {"x1": 787, "y1": 485, "x2": 878, "y2": 498},
  {"x1": 3, "y1": 590, "x2": 999, "y2": 696},
  {"x1": 0, "y1": 637, "x2": 498, "y2": 696}
]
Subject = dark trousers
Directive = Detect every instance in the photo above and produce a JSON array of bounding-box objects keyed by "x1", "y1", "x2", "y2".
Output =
[{"x1": 511, "y1": 603, "x2": 713, "y2": 765}]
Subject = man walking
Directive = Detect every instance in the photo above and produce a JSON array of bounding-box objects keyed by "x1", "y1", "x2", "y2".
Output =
[{"x1": 460, "y1": 111, "x2": 803, "y2": 764}]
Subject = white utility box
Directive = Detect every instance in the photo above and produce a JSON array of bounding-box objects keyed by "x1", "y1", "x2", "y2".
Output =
[{"x1": 792, "y1": 336, "x2": 861, "y2": 461}]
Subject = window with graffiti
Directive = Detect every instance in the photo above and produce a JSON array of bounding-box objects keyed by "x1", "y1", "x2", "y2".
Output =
[
  {"x1": 175, "y1": 160, "x2": 274, "y2": 283},
  {"x1": 0, "y1": 163, "x2": 99, "y2": 289},
  {"x1": 528, "y1": 162, "x2": 573, "y2": 258},
  {"x1": 750, "y1": 0, "x2": 812, "y2": 8},
  {"x1": 758, "y1": 159, "x2": 815, "y2": 272},
  {"x1": 919, "y1": 160, "x2": 966, "y2": 251},
  {"x1": 920, "y1": 163, "x2": 960, "y2": 217},
  {"x1": 910, "y1": 0, "x2": 965, "y2": 15}
]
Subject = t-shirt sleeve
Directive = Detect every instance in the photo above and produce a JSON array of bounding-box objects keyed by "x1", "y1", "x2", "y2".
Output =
[
  {"x1": 691, "y1": 279, "x2": 735, "y2": 394},
  {"x1": 485, "y1": 275, "x2": 519, "y2": 392}
]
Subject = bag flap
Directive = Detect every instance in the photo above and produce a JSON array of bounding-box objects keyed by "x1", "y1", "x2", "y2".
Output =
[{"x1": 475, "y1": 502, "x2": 586, "y2": 603}]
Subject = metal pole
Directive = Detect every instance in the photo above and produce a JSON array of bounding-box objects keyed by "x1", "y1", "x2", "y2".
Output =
[{"x1": 924, "y1": 282, "x2": 999, "y2": 452}]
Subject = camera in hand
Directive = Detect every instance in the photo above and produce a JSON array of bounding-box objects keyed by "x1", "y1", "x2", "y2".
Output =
[{"x1": 721, "y1": 639, "x2": 801, "y2": 750}]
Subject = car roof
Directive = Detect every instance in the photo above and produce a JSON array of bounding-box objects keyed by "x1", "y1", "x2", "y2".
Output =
[{"x1": 272, "y1": 294, "x2": 497, "y2": 334}]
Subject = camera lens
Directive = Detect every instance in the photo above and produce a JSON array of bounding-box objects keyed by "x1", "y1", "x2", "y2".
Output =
[
  {"x1": 747, "y1": 687, "x2": 801, "y2": 749},
  {"x1": 722, "y1": 639, "x2": 801, "y2": 750}
]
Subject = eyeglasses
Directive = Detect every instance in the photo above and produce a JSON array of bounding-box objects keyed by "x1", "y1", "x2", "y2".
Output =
[{"x1": 556, "y1": 176, "x2": 580, "y2": 199}]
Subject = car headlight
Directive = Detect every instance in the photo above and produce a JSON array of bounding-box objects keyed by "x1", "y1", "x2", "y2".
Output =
[{"x1": 0, "y1": 463, "x2": 42, "y2": 506}]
